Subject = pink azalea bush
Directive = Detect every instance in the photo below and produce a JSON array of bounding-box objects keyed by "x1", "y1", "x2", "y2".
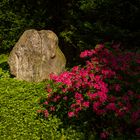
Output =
[{"x1": 38, "y1": 44, "x2": 140, "y2": 139}]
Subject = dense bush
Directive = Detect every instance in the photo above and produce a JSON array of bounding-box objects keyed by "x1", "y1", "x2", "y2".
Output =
[
  {"x1": 0, "y1": 0, "x2": 51, "y2": 53},
  {"x1": 39, "y1": 44, "x2": 140, "y2": 139},
  {"x1": 0, "y1": 76, "x2": 85, "y2": 139},
  {"x1": 0, "y1": 0, "x2": 140, "y2": 66}
]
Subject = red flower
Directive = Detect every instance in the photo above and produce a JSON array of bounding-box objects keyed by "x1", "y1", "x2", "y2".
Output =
[
  {"x1": 80, "y1": 50, "x2": 94, "y2": 58},
  {"x1": 108, "y1": 96, "x2": 116, "y2": 102},
  {"x1": 82, "y1": 101, "x2": 90, "y2": 108},
  {"x1": 131, "y1": 110, "x2": 140, "y2": 122},
  {"x1": 93, "y1": 102, "x2": 101, "y2": 111},
  {"x1": 75, "y1": 92, "x2": 83, "y2": 101},
  {"x1": 47, "y1": 87, "x2": 52, "y2": 93},
  {"x1": 44, "y1": 101, "x2": 48, "y2": 105},
  {"x1": 97, "y1": 91, "x2": 107, "y2": 103},
  {"x1": 76, "y1": 99, "x2": 81, "y2": 105},
  {"x1": 75, "y1": 107, "x2": 82, "y2": 113},
  {"x1": 68, "y1": 111, "x2": 75, "y2": 118},
  {"x1": 96, "y1": 109, "x2": 106, "y2": 115},
  {"x1": 100, "y1": 131, "x2": 108, "y2": 139},
  {"x1": 72, "y1": 66, "x2": 79, "y2": 72},
  {"x1": 135, "y1": 128, "x2": 140, "y2": 136},
  {"x1": 63, "y1": 96, "x2": 68, "y2": 101},
  {"x1": 44, "y1": 110, "x2": 49, "y2": 118},
  {"x1": 87, "y1": 91, "x2": 98, "y2": 100},
  {"x1": 114, "y1": 84, "x2": 121, "y2": 92},
  {"x1": 106, "y1": 103, "x2": 116, "y2": 111},
  {"x1": 50, "y1": 106, "x2": 55, "y2": 111}
]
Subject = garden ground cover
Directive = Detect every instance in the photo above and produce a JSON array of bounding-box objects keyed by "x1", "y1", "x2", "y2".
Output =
[{"x1": 0, "y1": 78, "x2": 84, "y2": 140}]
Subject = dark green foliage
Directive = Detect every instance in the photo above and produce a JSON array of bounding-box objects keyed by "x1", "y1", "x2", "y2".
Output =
[
  {"x1": 59, "y1": 0, "x2": 140, "y2": 49},
  {"x1": 0, "y1": 54, "x2": 10, "y2": 78},
  {"x1": 0, "y1": 0, "x2": 140, "y2": 66},
  {"x1": 0, "y1": 0, "x2": 49, "y2": 53},
  {"x1": 0, "y1": 0, "x2": 25, "y2": 52}
]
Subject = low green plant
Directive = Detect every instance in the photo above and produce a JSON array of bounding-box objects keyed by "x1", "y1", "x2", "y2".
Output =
[
  {"x1": 0, "y1": 54, "x2": 10, "y2": 78},
  {"x1": 0, "y1": 54, "x2": 8, "y2": 64},
  {"x1": 0, "y1": 77, "x2": 84, "y2": 139}
]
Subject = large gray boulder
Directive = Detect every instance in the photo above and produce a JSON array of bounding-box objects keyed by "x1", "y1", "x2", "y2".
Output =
[{"x1": 8, "y1": 29, "x2": 66, "y2": 82}]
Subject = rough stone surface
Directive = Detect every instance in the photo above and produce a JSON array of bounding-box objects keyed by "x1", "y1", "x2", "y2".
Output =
[{"x1": 8, "y1": 29, "x2": 66, "y2": 82}]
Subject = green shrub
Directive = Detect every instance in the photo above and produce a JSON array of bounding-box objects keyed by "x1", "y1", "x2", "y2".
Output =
[
  {"x1": 0, "y1": 77, "x2": 85, "y2": 139},
  {"x1": 0, "y1": 54, "x2": 10, "y2": 78}
]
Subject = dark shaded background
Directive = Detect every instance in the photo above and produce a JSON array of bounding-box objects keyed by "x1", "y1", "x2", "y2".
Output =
[{"x1": 0, "y1": 0, "x2": 140, "y2": 66}]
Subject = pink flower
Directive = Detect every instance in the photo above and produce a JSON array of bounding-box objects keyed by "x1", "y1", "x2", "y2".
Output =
[
  {"x1": 97, "y1": 91, "x2": 107, "y2": 103},
  {"x1": 44, "y1": 110, "x2": 49, "y2": 118},
  {"x1": 40, "y1": 44, "x2": 140, "y2": 130},
  {"x1": 89, "y1": 73, "x2": 94, "y2": 80},
  {"x1": 75, "y1": 80, "x2": 82, "y2": 88},
  {"x1": 136, "y1": 58, "x2": 140, "y2": 64},
  {"x1": 80, "y1": 50, "x2": 94, "y2": 58},
  {"x1": 52, "y1": 97, "x2": 56, "y2": 102},
  {"x1": 131, "y1": 110, "x2": 140, "y2": 122},
  {"x1": 46, "y1": 87, "x2": 52, "y2": 93},
  {"x1": 75, "y1": 107, "x2": 82, "y2": 113},
  {"x1": 62, "y1": 88, "x2": 67, "y2": 93},
  {"x1": 76, "y1": 99, "x2": 81, "y2": 105},
  {"x1": 93, "y1": 83, "x2": 100, "y2": 90},
  {"x1": 94, "y1": 75, "x2": 101, "y2": 81},
  {"x1": 108, "y1": 96, "x2": 116, "y2": 102},
  {"x1": 70, "y1": 104, "x2": 76, "y2": 108},
  {"x1": 50, "y1": 73, "x2": 58, "y2": 80},
  {"x1": 44, "y1": 101, "x2": 48, "y2": 105},
  {"x1": 56, "y1": 95, "x2": 61, "y2": 100},
  {"x1": 101, "y1": 69, "x2": 116, "y2": 78},
  {"x1": 80, "y1": 50, "x2": 89, "y2": 58},
  {"x1": 116, "y1": 109, "x2": 125, "y2": 117},
  {"x1": 106, "y1": 103, "x2": 116, "y2": 111},
  {"x1": 72, "y1": 66, "x2": 79, "y2": 72},
  {"x1": 137, "y1": 95, "x2": 140, "y2": 99},
  {"x1": 50, "y1": 106, "x2": 55, "y2": 111},
  {"x1": 64, "y1": 79, "x2": 72, "y2": 87},
  {"x1": 75, "y1": 92, "x2": 83, "y2": 101},
  {"x1": 96, "y1": 109, "x2": 106, "y2": 115},
  {"x1": 87, "y1": 92, "x2": 98, "y2": 100},
  {"x1": 118, "y1": 102, "x2": 123, "y2": 107},
  {"x1": 68, "y1": 111, "x2": 75, "y2": 117},
  {"x1": 82, "y1": 101, "x2": 90, "y2": 108},
  {"x1": 127, "y1": 90, "x2": 134, "y2": 96},
  {"x1": 122, "y1": 95, "x2": 129, "y2": 102},
  {"x1": 100, "y1": 131, "x2": 108, "y2": 139},
  {"x1": 47, "y1": 93, "x2": 52, "y2": 98},
  {"x1": 135, "y1": 128, "x2": 140, "y2": 136},
  {"x1": 114, "y1": 84, "x2": 121, "y2": 92},
  {"x1": 93, "y1": 102, "x2": 101, "y2": 111},
  {"x1": 95, "y1": 44, "x2": 104, "y2": 52},
  {"x1": 63, "y1": 96, "x2": 68, "y2": 101}
]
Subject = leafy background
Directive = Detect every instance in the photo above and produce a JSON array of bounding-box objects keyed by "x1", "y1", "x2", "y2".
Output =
[{"x1": 0, "y1": 0, "x2": 140, "y2": 66}]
